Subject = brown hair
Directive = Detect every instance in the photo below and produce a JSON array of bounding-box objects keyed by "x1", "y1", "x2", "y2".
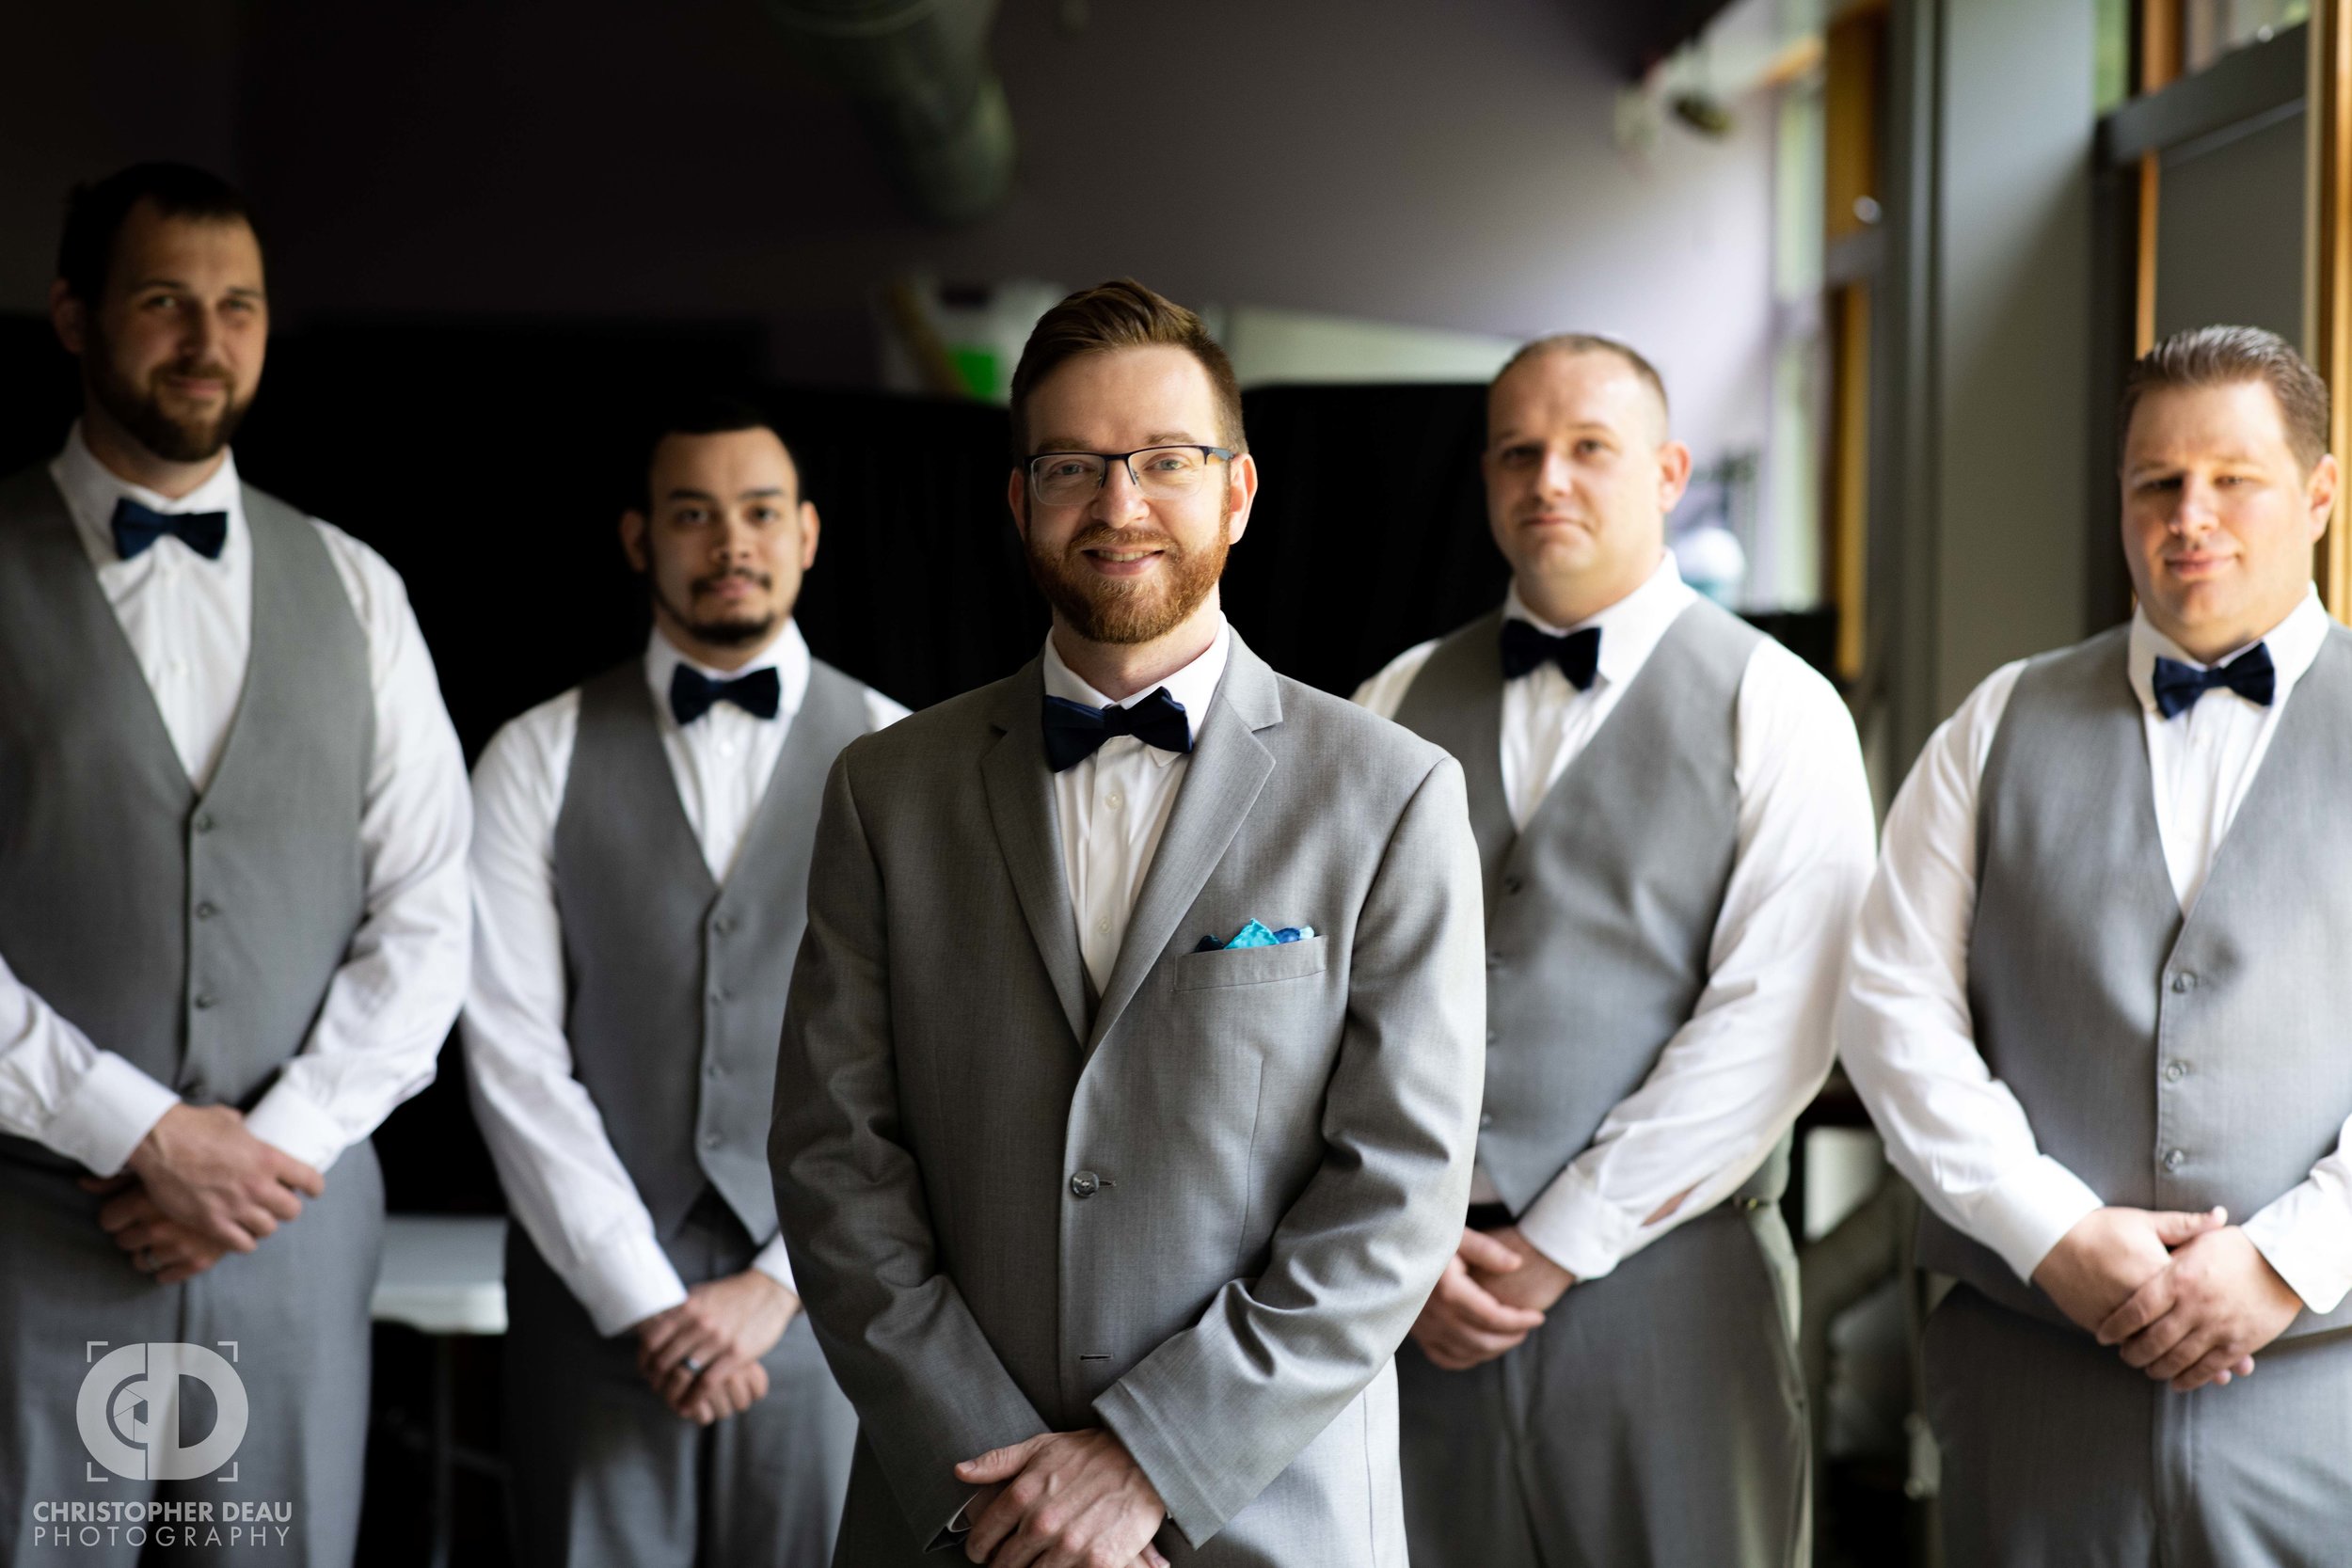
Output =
[
  {"x1": 2120, "y1": 325, "x2": 2330, "y2": 472},
  {"x1": 1008, "y1": 278, "x2": 1245, "y2": 461},
  {"x1": 1492, "y1": 332, "x2": 1671, "y2": 429}
]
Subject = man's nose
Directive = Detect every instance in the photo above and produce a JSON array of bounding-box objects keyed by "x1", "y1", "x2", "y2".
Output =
[
  {"x1": 1090, "y1": 460, "x2": 1150, "y2": 520},
  {"x1": 1537, "y1": 448, "x2": 1575, "y2": 497}
]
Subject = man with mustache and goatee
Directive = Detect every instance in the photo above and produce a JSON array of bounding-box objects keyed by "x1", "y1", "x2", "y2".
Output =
[
  {"x1": 1355, "y1": 334, "x2": 1873, "y2": 1567},
  {"x1": 464, "y1": 398, "x2": 903, "y2": 1566},
  {"x1": 0, "y1": 164, "x2": 471, "y2": 1565},
  {"x1": 771, "y1": 278, "x2": 1486, "y2": 1566}
]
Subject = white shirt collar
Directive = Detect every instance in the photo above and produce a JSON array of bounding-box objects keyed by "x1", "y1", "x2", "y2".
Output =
[
  {"x1": 1041, "y1": 612, "x2": 1232, "y2": 768},
  {"x1": 1502, "y1": 551, "x2": 1696, "y2": 689},
  {"x1": 52, "y1": 420, "x2": 246, "y2": 566},
  {"x1": 2126, "y1": 585, "x2": 2330, "y2": 714},
  {"x1": 643, "y1": 618, "x2": 812, "y2": 729}
]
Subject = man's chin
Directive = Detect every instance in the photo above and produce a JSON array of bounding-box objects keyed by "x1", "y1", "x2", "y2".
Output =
[{"x1": 682, "y1": 613, "x2": 779, "y2": 649}]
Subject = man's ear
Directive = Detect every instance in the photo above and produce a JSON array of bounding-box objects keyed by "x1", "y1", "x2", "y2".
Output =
[
  {"x1": 2307, "y1": 452, "x2": 2340, "y2": 542},
  {"x1": 1007, "y1": 467, "x2": 1030, "y2": 541},
  {"x1": 1656, "y1": 440, "x2": 1694, "y2": 514},
  {"x1": 49, "y1": 279, "x2": 86, "y2": 357},
  {"x1": 619, "y1": 509, "x2": 650, "y2": 573},
  {"x1": 798, "y1": 499, "x2": 822, "y2": 572}
]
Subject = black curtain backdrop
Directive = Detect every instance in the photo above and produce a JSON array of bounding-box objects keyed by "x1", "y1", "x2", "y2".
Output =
[{"x1": 0, "y1": 316, "x2": 1558, "y2": 1213}]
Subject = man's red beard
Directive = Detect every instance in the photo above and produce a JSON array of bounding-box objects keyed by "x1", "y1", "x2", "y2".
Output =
[{"x1": 1023, "y1": 512, "x2": 1230, "y2": 646}]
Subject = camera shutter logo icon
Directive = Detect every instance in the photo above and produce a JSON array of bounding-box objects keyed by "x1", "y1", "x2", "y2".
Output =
[{"x1": 76, "y1": 1342, "x2": 249, "y2": 1481}]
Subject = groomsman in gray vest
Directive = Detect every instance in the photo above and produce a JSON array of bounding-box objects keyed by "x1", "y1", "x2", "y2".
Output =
[
  {"x1": 1356, "y1": 333, "x2": 1875, "y2": 1566},
  {"x1": 0, "y1": 164, "x2": 471, "y2": 1564},
  {"x1": 464, "y1": 399, "x2": 901, "y2": 1565},
  {"x1": 771, "y1": 278, "x2": 1486, "y2": 1567},
  {"x1": 1842, "y1": 326, "x2": 2352, "y2": 1565}
]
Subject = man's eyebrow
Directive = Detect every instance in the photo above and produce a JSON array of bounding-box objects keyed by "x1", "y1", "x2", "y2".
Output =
[
  {"x1": 737, "y1": 486, "x2": 787, "y2": 499},
  {"x1": 664, "y1": 487, "x2": 721, "y2": 502},
  {"x1": 125, "y1": 278, "x2": 268, "y2": 300},
  {"x1": 1029, "y1": 433, "x2": 1205, "y2": 453}
]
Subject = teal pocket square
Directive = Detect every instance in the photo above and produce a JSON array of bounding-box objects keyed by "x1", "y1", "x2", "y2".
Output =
[{"x1": 1195, "y1": 920, "x2": 1318, "y2": 953}]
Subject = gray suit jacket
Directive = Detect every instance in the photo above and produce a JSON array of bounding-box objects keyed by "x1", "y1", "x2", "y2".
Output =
[{"x1": 772, "y1": 632, "x2": 1486, "y2": 1563}]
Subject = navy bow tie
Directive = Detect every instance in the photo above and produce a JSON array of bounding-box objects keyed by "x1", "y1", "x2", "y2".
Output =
[
  {"x1": 111, "y1": 496, "x2": 228, "y2": 562},
  {"x1": 1500, "y1": 619, "x2": 1601, "y2": 689},
  {"x1": 1041, "y1": 689, "x2": 1193, "y2": 772},
  {"x1": 2151, "y1": 643, "x2": 2276, "y2": 720},
  {"x1": 669, "y1": 663, "x2": 781, "y2": 726}
]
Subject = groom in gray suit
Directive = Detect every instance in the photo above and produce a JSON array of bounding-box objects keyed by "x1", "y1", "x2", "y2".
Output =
[{"x1": 772, "y1": 277, "x2": 1486, "y2": 1567}]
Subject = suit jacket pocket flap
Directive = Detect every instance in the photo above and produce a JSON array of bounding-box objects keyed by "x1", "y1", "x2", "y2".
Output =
[{"x1": 1173, "y1": 934, "x2": 1330, "y2": 991}]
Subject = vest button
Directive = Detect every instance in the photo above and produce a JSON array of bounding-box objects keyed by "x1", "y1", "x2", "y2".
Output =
[
  {"x1": 2164, "y1": 1060, "x2": 2186, "y2": 1084},
  {"x1": 192, "y1": 813, "x2": 215, "y2": 834},
  {"x1": 702, "y1": 1132, "x2": 723, "y2": 1150},
  {"x1": 2163, "y1": 1148, "x2": 2185, "y2": 1172},
  {"x1": 710, "y1": 986, "x2": 733, "y2": 1004},
  {"x1": 1479, "y1": 1111, "x2": 1495, "y2": 1129},
  {"x1": 2171, "y1": 973, "x2": 2197, "y2": 993},
  {"x1": 192, "y1": 992, "x2": 215, "y2": 1011},
  {"x1": 706, "y1": 1062, "x2": 724, "y2": 1079},
  {"x1": 1502, "y1": 875, "x2": 1524, "y2": 895},
  {"x1": 1486, "y1": 1029, "x2": 1499, "y2": 1046},
  {"x1": 713, "y1": 915, "x2": 735, "y2": 935},
  {"x1": 195, "y1": 902, "x2": 216, "y2": 921},
  {"x1": 1486, "y1": 953, "x2": 1503, "y2": 972},
  {"x1": 1069, "y1": 1170, "x2": 1100, "y2": 1199}
]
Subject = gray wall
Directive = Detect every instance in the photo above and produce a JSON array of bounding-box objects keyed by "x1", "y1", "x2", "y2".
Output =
[
  {"x1": 1, "y1": 0, "x2": 1783, "y2": 474},
  {"x1": 1932, "y1": 0, "x2": 2098, "y2": 720}
]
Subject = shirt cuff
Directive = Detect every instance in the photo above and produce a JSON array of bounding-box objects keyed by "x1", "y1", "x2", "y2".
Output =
[
  {"x1": 244, "y1": 1082, "x2": 350, "y2": 1174},
  {"x1": 1967, "y1": 1156, "x2": 2105, "y2": 1284},
  {"x1": 749, "y1": 1233, "x2": 799, "y2": 1297},
  {"x1": 2242, "y1": 1189, "x2": 2352, "y2": 1315},
  {"x1": 574, "y1": 1228, "x2": 691, "y2": 1338},
  {"x1": 1511, "y1": 1164, "x2": 1641, "y2": 1282},
  {"x1": 41, "y1": 1052, "x2": 179, "y2": 1177}
]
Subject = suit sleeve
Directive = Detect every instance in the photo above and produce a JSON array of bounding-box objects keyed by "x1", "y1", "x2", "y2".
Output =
[
  {"x1": 1092, "y1": 755, "x2": 1486, "y2": 1547},
  {"x1": 771, "y1": 750, "x2": 1048, "y2": 1550}
]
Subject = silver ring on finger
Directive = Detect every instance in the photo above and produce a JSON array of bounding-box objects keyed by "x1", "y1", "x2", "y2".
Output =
[{"x1": 681, "y1": 1355, "x2": 705, "y2": 1375}]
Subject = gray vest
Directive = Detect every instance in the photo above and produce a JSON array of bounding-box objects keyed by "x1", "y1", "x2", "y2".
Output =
[
  {"x1": 1921, "y1": 624, "x2": 2352, "y2": 1338},
  {"x1": 1392, "y1": 597, "x2": 1779, "y2": 1212},
  {"x1": 551, "y1": 655, "x2": 874, "y2": 1245},
  {"x1": 0, "y1": 464, "x2": 372, "y2": 1171}
]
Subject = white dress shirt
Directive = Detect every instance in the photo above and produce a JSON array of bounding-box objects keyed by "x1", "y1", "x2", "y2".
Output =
[
  {"x1": 464, "y1": 624, "x2": 907, "y2": 1336},
  {"x1": 1355, "y1": 556, "x2": 1876, "y2": 1281},
  {"x1": 0, "y1": 426, "x2": 472, "y2": 1177},
  {"x1": 1840, "y1": 589, "x2": 2352, "y2": 1312},
  {"x1": 1043, "y1": 617, "x2": 1233, "y2": 995}
]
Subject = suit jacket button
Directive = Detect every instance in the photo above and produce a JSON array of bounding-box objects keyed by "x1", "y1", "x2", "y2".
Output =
[
  {"x1": 192, "y1": 992, "x2": 215, "y2": 1011},
  {"x1": 2171, "y1": 972, "x2": 2197, "y2": 992},
  {"x1": 703, "y1": 1132, "x2": 723, "y2": 1150},
  {"x1": 1070, "y1": 1171, "x2": 1100, "y2": 1199},
  {"x1": 2163, "y1": 1148, "x2": 2185, "y2": 1172},
  {"x1": 1502, "y1": 876, "x2": 1524, "y2": 895},
  {"x1": 1479, "y1": 1112, "x2": 1495, "y2": 1129}
]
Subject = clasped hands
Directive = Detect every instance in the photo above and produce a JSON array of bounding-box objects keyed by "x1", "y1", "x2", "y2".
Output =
[
  {"x1": 2031, "y1": 1205, "x2": 2304, "y2": 1392},
  {"x1": 80, "y1": 1102, "x2": 324, "y2": 1284},
  {"x1": 633, "y1": 1270, "x2": 800, "y2": 1426},
  {"x1": 1409, "y1": 1226, "x2": 1576, "y2": 1370},
  {"x1": 953, "y1": 1429, "x2": 1170, "y2": 1568}
]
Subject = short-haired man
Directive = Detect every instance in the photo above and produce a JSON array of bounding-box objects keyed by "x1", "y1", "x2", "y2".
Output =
[
  {"x1": 464, "y1": 400, "x2": 901, "y2": 1565},
  {"x1": 1841, "y1": 325, "x2": 2352, "y2": 1565},
  {"x1": 772, "y1": 278, "x2": 1486, "y2": 1566},
  {"x1": 1356, "y1": 334, "x2": 1874, "y2": 1566},
  {"x1": 0, "y1": 164, "x2": 471, "y2": 1564}
]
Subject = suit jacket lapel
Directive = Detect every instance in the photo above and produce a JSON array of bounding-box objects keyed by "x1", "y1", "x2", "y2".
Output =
[
  {"x1": 1086, "y1": 636, "x2": 1281, "y2": 1059},
  {"x1": 981, "y1": 661, "x2": 1091, "y2": 1045}
]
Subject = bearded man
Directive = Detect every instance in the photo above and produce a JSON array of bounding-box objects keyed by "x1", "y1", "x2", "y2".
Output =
[
  {"x1": 770, "y1": 277, "x2": 1487, "y2": 1567},
  {"x1": 0, "y1": 164, "x2": 470, "y2": 1565}
]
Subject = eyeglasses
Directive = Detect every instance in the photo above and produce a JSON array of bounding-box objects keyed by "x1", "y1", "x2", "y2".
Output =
[{"x1": 1025, "y1": 445, "x2": 1236, "y2": 506}]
